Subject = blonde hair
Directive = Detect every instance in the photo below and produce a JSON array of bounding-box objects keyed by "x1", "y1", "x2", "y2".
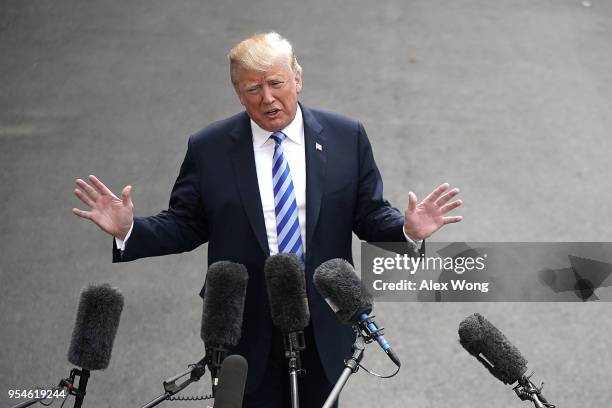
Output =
[{"x1": 228, "y1": 32, "x2": 302, "y2": 87}]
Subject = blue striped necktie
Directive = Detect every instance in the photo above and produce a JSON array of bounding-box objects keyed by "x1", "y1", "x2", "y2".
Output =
[{"x1": 271, "y1": 131, "x2": 304, "y2": 262}]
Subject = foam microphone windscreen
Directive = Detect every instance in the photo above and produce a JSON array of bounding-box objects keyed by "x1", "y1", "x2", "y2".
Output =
[
  {"x1": 67, "y1": 284, "x2": 124, "y2": 370},
  {"x1": 458, "y1": 313, "x2": 528, "y2": 384},
  {"x1": 264, "y1": 254, "x2": 310, "y2": 334},
  {"x1": 201, "y1": 261, "x2": 249, "y2": 346},
  {"x1": 213, "y1": 354, "x2": 248, "y2": 408},
  {"x1": 313, "y1": 258, "x2": 372, "y2": 324}
]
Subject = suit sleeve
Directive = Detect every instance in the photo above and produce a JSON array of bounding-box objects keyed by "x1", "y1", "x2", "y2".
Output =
[
  {"x1": 113, "y1": 137, "x2": 209, "y2": 262},
  {"x1": 352, "y1": 122, "x2": 407, "y2": 243}
]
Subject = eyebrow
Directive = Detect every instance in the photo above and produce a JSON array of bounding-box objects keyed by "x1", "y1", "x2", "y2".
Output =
[{"x1": 243, "y1": 77, "x2": 286, "y2": 89}]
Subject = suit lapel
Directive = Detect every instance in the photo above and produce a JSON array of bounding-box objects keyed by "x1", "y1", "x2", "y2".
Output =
[
  {"x1": 228, "y1": 113, "x2": 270, "y2": 256},
  {"x1": 302, "y1": 105, "x2": 327, "y2": 256}
]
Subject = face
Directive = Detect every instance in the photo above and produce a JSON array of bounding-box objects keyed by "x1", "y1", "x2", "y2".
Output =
[{"x1": 234, "y1": 60, "x2": 302, "y2": 132}]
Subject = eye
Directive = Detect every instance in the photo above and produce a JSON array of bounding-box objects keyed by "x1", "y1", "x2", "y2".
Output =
[
  {"x1": 246, "y1": 85, "x2": 260, "y2": 94},
  {"x1": 270, "y1": 80, "x2": 284, "y2": 88}
]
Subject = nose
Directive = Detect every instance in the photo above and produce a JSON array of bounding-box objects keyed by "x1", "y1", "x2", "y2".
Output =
[{"x1": 261, "y1": 85, "x2": 275, "y2": 104}]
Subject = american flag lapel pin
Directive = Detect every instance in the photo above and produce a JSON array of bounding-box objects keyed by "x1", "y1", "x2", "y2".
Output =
[{"x1": 315, "y1": 142, "x2": 323, "y2": 151}]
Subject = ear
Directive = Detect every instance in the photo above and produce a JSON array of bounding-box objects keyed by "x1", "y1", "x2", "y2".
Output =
[{"x1": 294, "y1": 71, "x2": 302, "y2": 94}]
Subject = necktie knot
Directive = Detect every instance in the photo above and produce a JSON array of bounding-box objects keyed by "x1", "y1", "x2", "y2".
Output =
[{"x1": 270, "y1": 131, "x2": 287, "y2": 145}]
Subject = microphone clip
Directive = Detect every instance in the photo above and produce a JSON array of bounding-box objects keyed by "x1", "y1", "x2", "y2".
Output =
[
  {"x1": 204, "y1": 344, "x2": 228, "y2": 395},
  {"x1": 204, "y1": 345, "x2": 228, "y2": 375},
  {"x1": 513, "y1": 372, "x2": 556, "y2": 408},
  {"x1": 140, "y1": 359, "x2": 212, "y2": 408},
  {"x1": 283, "y1": 331, "x2": 306, "y2": 353},
  {"x1": 162, "y1": 360, "x2": 206, "y2": 395},
  {"x1": 59, "y1": 368, "x2": 90, "y2": 408},
  {"x1": 356, "y1": 315, "x2": 385, "y2": 344},
  {"x1": 344, "y1": 331, "x2": 366, "y2": 374},
  {"x1": 283, "y1": 331, "x2": 306, "y2": 377}
]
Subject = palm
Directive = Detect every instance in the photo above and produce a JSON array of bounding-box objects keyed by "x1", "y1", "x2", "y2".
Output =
[
  {"x1": 72, "y1": 175, "x2": 134, "y2": 239},
  {"x1": 91, "y1": 194, "x2": 132, "y2": 234},
  {"x1": 406, "y1": 201, "x2": 445, "y2": 238},
  {"x1": 403, "y1": 183, "x2": 463, "y2": 241}
]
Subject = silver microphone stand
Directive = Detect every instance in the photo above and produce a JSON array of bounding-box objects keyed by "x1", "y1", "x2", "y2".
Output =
[
  {"x1": 284, "y1": 331, "x2": 306, "y2": 408},
  {"x1": 322, "y1": 333, "x2": 366, "y2": 408}
]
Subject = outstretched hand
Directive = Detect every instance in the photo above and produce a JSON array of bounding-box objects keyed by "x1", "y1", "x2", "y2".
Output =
[
  {"x1": 403, "y1": 183, "x2": 463, "y2": 241},
  {"x1": 72, "y1": 175, "x2": 134, "y2": 240}
]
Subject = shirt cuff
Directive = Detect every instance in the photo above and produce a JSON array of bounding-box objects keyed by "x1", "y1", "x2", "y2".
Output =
[
  {"x1": 402, "y1": 226, "x2": 423, "y2": 248},
  {"x1": 114, "y1": 222, "x2": 134, "y2": 251}
]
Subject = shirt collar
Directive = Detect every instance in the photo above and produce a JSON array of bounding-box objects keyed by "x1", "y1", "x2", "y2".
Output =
[{"x1": 251, "y1": 104, "x2": 304, "y2": 148}]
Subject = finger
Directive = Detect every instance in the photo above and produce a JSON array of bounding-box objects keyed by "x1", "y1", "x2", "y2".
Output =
[
  {"x1": 443, "y1": 215, "x2": 463, "y2": 224},
  {"x1": 121, "y1": 185, "x2": 132, "y2": 206},
  {"x1": 407, "y1": 191, "x2": 417, "y2": 212},
  {"x1": 75, "y1": 178, "x2": 99, "y2": 201},
  {"x1": 440, "y1": 199, "x2": 462, "y2": 214},
  {"x1": 72, "y1": 207, "x2": 93, "y2": 220},
  {"x1": 424, "y1": 182, "x2": 450, "y2": 203},
  {"x1": 88, "y1": 174, "x2": 114, "y2": 197},
  {"x1": 74, "y1": 188, "x2": 95, "y2": 208},
  {"x1": 435, "y1": 188, "x2": 460, "y2": 207}
]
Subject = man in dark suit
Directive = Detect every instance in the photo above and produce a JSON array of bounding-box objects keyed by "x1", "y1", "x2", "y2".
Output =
[{"x1": 73, "y1": 32, "x2": 462, "y2": 407}]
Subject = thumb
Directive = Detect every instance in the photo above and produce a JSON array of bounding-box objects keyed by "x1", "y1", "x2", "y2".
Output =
[
  {"x1": 407, "y1": 191, "x2": 417, "y2": 212},
  {"x1": 121, "y1": 185, "x2": 132, "y2": 206}
]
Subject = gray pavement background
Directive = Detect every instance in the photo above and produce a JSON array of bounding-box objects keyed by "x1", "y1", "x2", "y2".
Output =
[{"x1": 1, "y1": 0, "x2": 611, "y2": 406}]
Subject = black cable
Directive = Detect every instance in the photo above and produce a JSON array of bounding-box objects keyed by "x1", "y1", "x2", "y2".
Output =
[
  {"x1": 167, "y1": 393, "x2": 214, "y2": 401},
  {"x1": 356, "y1": 361, "x2": 401, "y2": 379}
]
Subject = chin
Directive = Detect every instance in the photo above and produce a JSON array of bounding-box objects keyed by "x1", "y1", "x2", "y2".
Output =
[{"x1": 261, "y1": 119, "x2": 288, "y2": 132}]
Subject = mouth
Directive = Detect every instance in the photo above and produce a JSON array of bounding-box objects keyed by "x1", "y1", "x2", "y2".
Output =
[{"x1": 264, "y1": 108, "x2": 281, "y2": 118}]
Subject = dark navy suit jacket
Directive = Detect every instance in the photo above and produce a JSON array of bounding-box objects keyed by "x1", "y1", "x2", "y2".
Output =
[{"x1": 113, "y1": 103, "x2": 409, "y2": 392}]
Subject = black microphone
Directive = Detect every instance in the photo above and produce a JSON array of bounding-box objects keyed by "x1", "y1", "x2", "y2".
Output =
[
  {"x1": 313, "y1": 258, "x2": 400, "y2": 367},
  {"x1": 67, "y1": 283, "x2": 124, "y2": 370},
  {"x1": 66, "y1": 283, "x2": 124, "y2": 408},
  {"x1": 264, "y1": 254, "x2": 310, "y2": 334},
  {"x1": 458, "y1": 313, "x2": 555, "y2": 407},
  {"x1": 213, "y1": 354, "x2": 248, "y2": 408},
  {"x1": 201, "y1": 261, "x2": 249, "y2": 392},
  {"x1": 264, "y1": 253, "x2": 309, "y2": 408},
  {"x1": 12, "y1": 284, "x2": 124, "y2": 408}
]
